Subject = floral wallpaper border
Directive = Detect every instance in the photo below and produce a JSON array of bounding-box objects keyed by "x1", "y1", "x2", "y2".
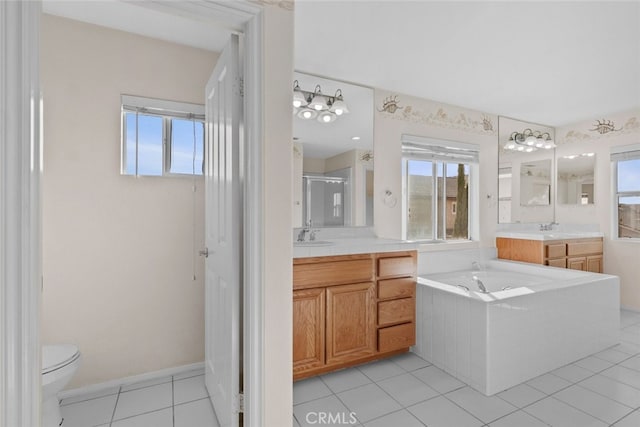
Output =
[
  {"x1": 376, "y1": 93, "x2": 497, "y2": 136},
  {"x1": 559, "y1": 114, "x2": 640, "y2": 145}
]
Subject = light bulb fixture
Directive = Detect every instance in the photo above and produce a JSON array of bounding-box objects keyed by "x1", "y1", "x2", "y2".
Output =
[
  {"x1": 317, "y1": 111, "x2": 337, "y2": 123},
  {"x1": 292, "y1": 81, "x2": 350, "y2": 123},
  {"x1": 506, "y1": 129, "x2": 556, "y2": 153}
]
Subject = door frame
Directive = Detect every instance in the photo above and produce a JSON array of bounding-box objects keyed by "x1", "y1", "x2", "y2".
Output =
[{"x1": 0, "y1": 1, "x2": 266, "y2": 426}]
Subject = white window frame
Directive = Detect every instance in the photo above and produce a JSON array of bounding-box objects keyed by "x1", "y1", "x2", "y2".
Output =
[
  {"x1": 121, "y1": 95, "x2": 205, "y2": 177},
  {"x1": 401, "y1": 135, "x2": 479, "y2": 243},
  {"x1": 611, "y1": 143, "x2": 640, "y2": 241}
]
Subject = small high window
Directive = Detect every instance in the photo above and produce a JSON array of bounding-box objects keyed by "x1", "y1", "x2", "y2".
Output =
[
  {"x1": 612, "y1": 145, "x2": 640, "y2": 239},
  {"x1": 402, "y1": 135, "x2": 479, "y2": 242},
  {"x1": 121, "y1": 95, "x2": 204, "y2": 177}
]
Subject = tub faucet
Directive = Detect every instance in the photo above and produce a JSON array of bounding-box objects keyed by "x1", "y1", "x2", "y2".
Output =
[
  {"x1": 472, "y1": 261, "x2": 482, "y2": 271},
  {"x1": 472, "y1": 275, "x2": 488, "y2": 293}
]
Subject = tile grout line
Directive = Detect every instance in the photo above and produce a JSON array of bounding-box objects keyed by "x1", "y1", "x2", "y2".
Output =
[
  {"x1": 172, "y1": 375, "x2": 175, "y2": 427},
  {"x1": 108, "y1": 386, "x2": 122, "y2": 427}
]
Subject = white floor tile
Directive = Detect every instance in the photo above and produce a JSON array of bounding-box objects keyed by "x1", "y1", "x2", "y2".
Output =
[
  {"x1": 294, "y1": 377, "x2": 333, "y2": 405},
  {"x1": 363, "y1": 409, "x2": 424, "y2": 427},
  {"x1": 593, "y1": 347, "x2": 633, "y2": 364},
  {"x1": 173, "y1": 367, "x2": 206, "y2": 381},
  {"x1": 407, "y1": 396, "x2": 483, "y2": 427},
  {"x1": 488, "y1": 410, "x2": 548, "y2": 427},
  {"x1": 174, "y1": 375, "x2": 208, "y2": 405},
  {"x1": 601, "y1": 365, "x2": 640, "y2": 389},
  {"x1": 524, "y1": 397, "x2": 607, "y2": 427},
  {"x1": 120, "y1": 376, "x2": 171, "y2": 393},
  {"x1": 613, "y1": 409, "x2": 640, "y2": 427},
  {"x1": 174, "y1": 398, "x2": 219, "y2": 427},
  {"x1": 293, "y1": 414, "x2": 301, "y2": 427},
  {"x1": 388, "y1": 352, "x2": 431, "y2": 372},
  {"x1": 336, "y1": 383, "x2": 402, "y2": 423},
  {"x1": 614, "y1": 342, "x2": 640, "y2": 356},
  {"x1": 620, "y1": 354, "x2": 640, "y2": 372},
  {"x1": 526, "y1": 373, "x2": 572, "y2": 394},
  {"x1": 357, "y1": 359, "x2": 405, "y2": 382},
  {"x1": 445, "y1": 386, "x2": 517, "y2": 424},
  {"x1": 111, "y1": 407, "x2": 172, "y2": 427},
  {"x1": 574, "y1": 355, "x2": 614, "y2": 373},
  {"x1": 113, "y1": 382, "x2": 172, "y2": 421},
  {"x1": 554, "y1": 385, "x2": 634, "y2": 424},
  {"x1": 294, "y1": 395, "x2": 352, "y2": 427},
  {"x1": 411, "y1": 365, "x2": 465, "y2": 394},
  {"x1": 579, "y1": 374, "x2": 640, "y2": 408},
  {"x1": 59, "y1": 394, "x2": 117, "y2": 427},
  {"x1": 320, "y1": 368, "x2": 372, "y2": 393},
  {"x1": 551, "y1": 363, "x2": 594, "y2": 383},
  {"x1": 496, "y1": 384, "x2": 546, "y2": 408},
  {"x1": 376, "y1": 372, "x2": 438, "y2": 407},
  {"x1": 60, "y1": 386, "x2": 120, "y2": 406}
]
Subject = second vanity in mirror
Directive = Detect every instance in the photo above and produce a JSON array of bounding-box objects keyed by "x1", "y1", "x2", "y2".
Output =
[{"x1": 293, "y1": 72, "x2": 374, "y2": 228}]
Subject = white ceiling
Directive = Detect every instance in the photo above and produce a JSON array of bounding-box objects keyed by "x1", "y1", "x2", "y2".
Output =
[{"x1": 43, "y1": 1, "x2": 640, "y2": 127}]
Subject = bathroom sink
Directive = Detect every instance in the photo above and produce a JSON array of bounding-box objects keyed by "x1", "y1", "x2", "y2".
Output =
[{"x1": 293, "y1": 240, "x2": 334, "y2": 246}]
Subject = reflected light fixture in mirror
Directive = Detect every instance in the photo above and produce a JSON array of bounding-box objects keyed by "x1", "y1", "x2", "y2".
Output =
[
  {"x1": 292, "y1": 80, "x2": 350, "y2": 124},
  {"x1": 505, "y1": 129, "x2": 556, "y2": 152}
]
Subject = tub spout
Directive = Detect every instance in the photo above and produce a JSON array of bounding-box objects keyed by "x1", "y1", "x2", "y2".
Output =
[{"x1": 472, "y1": 275, "x2": 488, "y2": 293}]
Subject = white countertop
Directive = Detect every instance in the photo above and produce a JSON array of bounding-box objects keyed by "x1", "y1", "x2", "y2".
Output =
[
  {"x1": 495, "y1": 231, "x2": 604, "y2": 241},
  {"x1": 293, "y1": 237, "x2": 419, "y2": 258}
]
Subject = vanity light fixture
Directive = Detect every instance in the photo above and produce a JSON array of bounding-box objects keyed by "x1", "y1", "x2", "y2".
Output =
[
  {"x1": 292, "y1": 80, "x2": 350, "y2": 123},
  {"x1": 505, "y1": 129, "x2": 556, "y2": 152}
]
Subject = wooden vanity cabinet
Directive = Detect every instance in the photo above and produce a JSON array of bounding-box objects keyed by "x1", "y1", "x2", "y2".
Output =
[
  {"x1": 293, "y1": 251, "x2": 417, "y2": 380},
  {"x1": 496, "y1": 237, "x2": 603, "y2": 273}
]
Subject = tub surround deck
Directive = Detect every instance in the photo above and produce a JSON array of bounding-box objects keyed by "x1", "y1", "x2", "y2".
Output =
[{"x1": 414, "y1": 260, "x2": 620, "y2": 396}]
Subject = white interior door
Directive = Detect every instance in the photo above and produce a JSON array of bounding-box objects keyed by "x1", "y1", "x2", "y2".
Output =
[{"x1": 204, "y1": 34, "x2": 242, "y2": 427}]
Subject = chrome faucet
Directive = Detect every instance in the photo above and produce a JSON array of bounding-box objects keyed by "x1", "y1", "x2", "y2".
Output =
[
  {"x1": 472, "y1": 275, "x2": 488, "y2": 293},
  {"x1": 297, "y1": 220, "x2": 312, "y2": 242},
  {"x1": 539, "y1": 222, "x2": 558, "y2": 231}
]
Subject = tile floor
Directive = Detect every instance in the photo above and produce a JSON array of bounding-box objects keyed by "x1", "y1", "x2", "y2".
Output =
[
  {"x1": 59, "y1": 309, "x2": 640, "y2": 427},
  {"x1": 293, "y1": 309, "x2": 640, "y2": 427},
  {"x1": 60, "y1": 367, "x2": 218, "y2": 427}
]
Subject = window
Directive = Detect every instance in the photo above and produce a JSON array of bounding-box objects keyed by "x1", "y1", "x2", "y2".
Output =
[
  {"x1": 612, "y1": 145, "x2": 640, "y2": 239},
  {"x1": 402, "y1": 135, "x2": 479, "y2": 242},
  {"x1": 121, "y1": 95, "x2": 204, "y2": 176}
]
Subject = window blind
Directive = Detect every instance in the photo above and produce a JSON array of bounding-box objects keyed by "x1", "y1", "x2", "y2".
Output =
[
  {"x1": 121, "y1": 95, "x2": 205, "y2": 121},
  {"x1": 611, "y1": 144, "x2": 640, "y2": 162},
  {"x1": 401, "y1": 134, "x2": 480, "y2": 163}
]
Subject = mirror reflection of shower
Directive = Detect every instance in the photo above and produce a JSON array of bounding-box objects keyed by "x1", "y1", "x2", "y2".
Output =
[{"x1": 303, "y1": 168, "x2": 351, "y2": 227}]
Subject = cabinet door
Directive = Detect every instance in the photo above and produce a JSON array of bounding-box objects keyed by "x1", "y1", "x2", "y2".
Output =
[
  {"x1": 326, "y1": 282, "x2": 376, "y2": 365},
  {"x1": 293, "y1": 288, "x2": 325, "y2": 374},
  {"x1": 567, "y1": 256, "x2": 587, "y2": 271},
  {"x1": 587, "y1": 255, "x2": 603, "y2": 273}
]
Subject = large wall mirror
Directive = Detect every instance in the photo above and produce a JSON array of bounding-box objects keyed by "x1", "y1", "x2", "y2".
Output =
[
  {"x1": 292, "y1": 72, "x2": 374, "y2": 228},
  {"x1": 498, "y1": 116, "x2": 556, "y2": 224},
  {"x1": 557, "y1": 152, "x2": 596, "y2": 205}
]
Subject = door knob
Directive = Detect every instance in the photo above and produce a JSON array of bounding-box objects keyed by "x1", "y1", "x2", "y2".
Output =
[{"x1": 199, "y1": 248, "x2": 209, "y2": 258}]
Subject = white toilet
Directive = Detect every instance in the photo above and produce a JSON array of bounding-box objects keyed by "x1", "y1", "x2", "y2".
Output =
[{"x1": 42, "y1": 344, "x2": 81, "y2": 427}]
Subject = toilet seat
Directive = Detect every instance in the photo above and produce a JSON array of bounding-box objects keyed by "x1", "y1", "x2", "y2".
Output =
[{"x1": 42, "y1": 344, "x2": 80, "y2": 375}]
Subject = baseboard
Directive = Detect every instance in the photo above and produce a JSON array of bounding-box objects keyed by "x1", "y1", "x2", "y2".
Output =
[
  {"x1": 58, "y1": 361, "x2": 205, "y2": 400},
  {"x1": 621, "y1": 305, "x2": 640, "y2": 314}
]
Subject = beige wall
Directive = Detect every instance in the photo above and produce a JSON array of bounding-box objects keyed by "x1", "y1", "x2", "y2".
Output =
[
  {"x1": 556, "y1": 110, "x2": 640, "y2": 309},
  {"x1": 41, "y1": 15, "x2": 218, "y2": 388}
]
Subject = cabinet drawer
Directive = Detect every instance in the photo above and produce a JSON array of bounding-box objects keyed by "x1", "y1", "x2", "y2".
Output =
[
  {"x1": 294, "y1": 259, "x2": 374, "y2": 289},
  {"x1": 378, "y1": 298, "x2": 414, "y2": 326},
  {"x1": 378, "y1": 278, "x2": 415, "y2": 300},
  {"x1": 567, "y1": 240, "x2": 603, "y2": 256},
  {"x1": 546, "y1": 258, "x2": 567, "y2": 268},
  {"x1": 378, "y1": 256, "x2": 415, "y2": 278},
  {"x1": 546, "y1": 243, "x2": 566, "y2": 259},
  {"x1": 378, "y1": 323, "x2": 415, "y2": 353}
]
